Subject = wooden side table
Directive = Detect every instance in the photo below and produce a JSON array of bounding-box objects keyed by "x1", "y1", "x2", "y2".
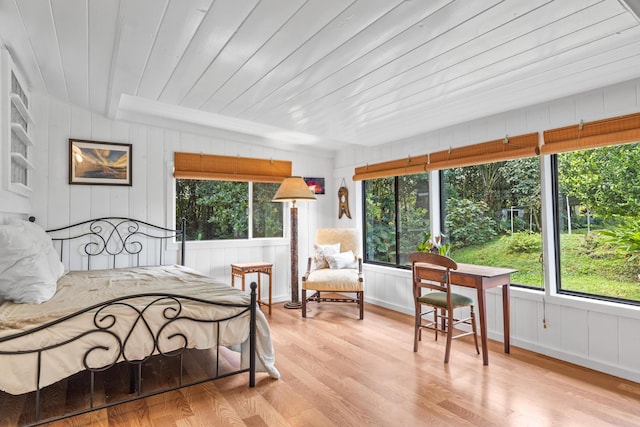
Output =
[{"x1": 231, "y1": 262, "x2": 273, "y2": 315}]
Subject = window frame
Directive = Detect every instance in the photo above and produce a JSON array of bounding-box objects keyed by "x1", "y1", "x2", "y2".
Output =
[
  {"x1": 439, "y1": 158, "x2": 544, "y2": 291},
  {"x1": 551, "y1": 148, "x2": 640, "y2": 306},
  {"x1": 174, "y1": 178, "x2": 285, "y2": 242},
  {"x1": 362, "y1": 173, "x2": 432, "y2": 268}
]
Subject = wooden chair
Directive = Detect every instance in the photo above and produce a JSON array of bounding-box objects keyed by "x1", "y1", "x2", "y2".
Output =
[
  {"x1": 302, "y1": 228, "x2": 364, "y2": 319},
  {"x1": 409, "y1": 252, "x2": 480, "y2": 362}
]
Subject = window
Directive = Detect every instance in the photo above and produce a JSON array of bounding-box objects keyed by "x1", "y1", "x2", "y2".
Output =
[
  {"x1": 442, "y1": 157, "x2": 543, "y2": 288},
  {"x1": 554, "y1": 142, "x2": 640, "y2": 303},
  {"x1": 176, "y1": 179, "x2": 283, "y2": 241},
  {"x1": 363, "y1": 173, "x2": 429, "y2": 266}
]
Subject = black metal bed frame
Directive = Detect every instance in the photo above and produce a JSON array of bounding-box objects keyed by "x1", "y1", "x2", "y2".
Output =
[{"x1": 0, "y1": 217, "x2": 257, "y2": 426}]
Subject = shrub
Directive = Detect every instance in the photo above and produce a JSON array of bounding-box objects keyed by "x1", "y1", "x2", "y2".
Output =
[
  {"x1": 499, "y1": 216, "x2": 528, "y2": 234},
  {"x1": 445, "y1": 198, "x2": 497, "y2": 247},
  {"x1": 502, "y1": 232, "x2": 542, "y2": 254},
  {"x1": 600, "y1": 219, "x2": 640, "y2": 261}
]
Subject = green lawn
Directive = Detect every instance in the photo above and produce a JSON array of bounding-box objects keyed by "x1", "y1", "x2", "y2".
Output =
[{"x1": 450, "y1": 232, "x2": 640, "y2": 302}]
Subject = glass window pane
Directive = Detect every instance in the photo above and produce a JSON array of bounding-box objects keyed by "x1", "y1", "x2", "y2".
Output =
[
  {"x1": 364, "y1": 177, "x2": 396, "y2": 264},
  {"x1": 556, "y1": 142, "x2": 640, "y2": 303},
  {"x1": 398, "y1": 174, "x2": 429, "y2": 265},
  {"x1": 363, "y1": 173, "x2": 429, "y2": 267},
  {"x1": 443, "y1": 158, "x2": 543, "y2": 288},
  {"x1": 252, "y1": 182, "x2": 283, "y2": 238},
  {"x1": 176, "y1": 179, "x2": 248, "y2": 241}
]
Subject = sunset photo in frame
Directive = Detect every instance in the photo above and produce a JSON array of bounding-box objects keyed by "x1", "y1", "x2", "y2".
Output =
[{"x1": 69, "y1": 139, "x2": 132, "y2": 186}]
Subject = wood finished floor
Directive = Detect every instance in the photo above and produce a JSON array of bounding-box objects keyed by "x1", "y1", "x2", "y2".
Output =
[{"x1": 4, "y1": 301, "x2": 640, "y2": 426}]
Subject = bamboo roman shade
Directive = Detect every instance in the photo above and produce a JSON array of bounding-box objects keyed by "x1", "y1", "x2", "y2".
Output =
[
  {"x1": 173, "y1": 152, "x2": 291, "y2": 183},
  {"x1": 426, "y1": 132, "x2": 539, "y2": 171},
  {"x1": 352, "y1": 154, "x2": 430, "y2": 181},
  {"x1": 353, "y1": 132, "x2": 539, "y2": 181},
  {"x1": 541, "y1": 112, "x2": 640, "y2": 154}
]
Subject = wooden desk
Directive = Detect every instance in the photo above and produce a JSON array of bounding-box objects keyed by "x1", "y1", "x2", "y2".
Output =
[
  {"x1": 231, "y1": 262, "x2": 273, "y2": 315},
  {"x1": 414, "y1": 262, "x2": 517, "y2": 365}
]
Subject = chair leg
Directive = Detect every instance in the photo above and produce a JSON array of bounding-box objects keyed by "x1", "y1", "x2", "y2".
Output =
[
  {"x1": 414, "y1": 302, "x2": 421, "y2": 352},
  {"x1": 444, "y1": 309, "x2": 454, "y2": 363},
  {"x1": 358, "y1": 291, "x2": 364, "y2": 319},
  {"x1": 436, "y1": 308, "x2": 445, "y2": 341},
  {"x1": 302, "y1": 288, "x2": 307, "y2": 318},
  {"x1": 471, "y1": 306, "x2": 480, "y2": 355}
]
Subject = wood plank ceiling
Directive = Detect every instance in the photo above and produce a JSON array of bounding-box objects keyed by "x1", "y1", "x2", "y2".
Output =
[{"x1": 1, "y1": 0, "x2": 640, "y2": 151}]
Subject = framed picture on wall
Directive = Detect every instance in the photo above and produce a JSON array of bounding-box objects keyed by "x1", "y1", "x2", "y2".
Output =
[
  {"x1": 303, "y1": 177, "x2": 325, "y2": 194},
  {"x1": 69, "y1": 139, "x2": 132, "y2": 186}
]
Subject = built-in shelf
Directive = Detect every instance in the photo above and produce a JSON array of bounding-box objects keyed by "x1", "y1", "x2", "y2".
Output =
[
  {"x1": 10, "y1": 122, "x2": 33, "y2": 146},
  {"x1": 10, "y1": 93, "x2": 33, "y2": 123},
  {"x1": 10, "y1": 152, "x2": 34, "y2": 169},
  {"x1": 9, "y1": 182, "x2": 33, "y2": 195},
  {"x1": 2, "y1": 47, "x2": 34, "y2": 198}
]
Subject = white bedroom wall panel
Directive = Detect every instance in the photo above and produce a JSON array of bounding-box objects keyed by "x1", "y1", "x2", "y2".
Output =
[
  {"x1": 619, "y1": 317, "x2": 640, "y2": 371},
  {"x1": 538, "y1": 301, "x2": 563, "y2": 350},
  {"x1": 575, "y1": 90, "x2": 606, "y2": 122},
  {"x1": 30, "y1": 92, "x2": 48, "y2": 223},
  {"x1": 560, "y1": 306, "x2": 590, "y2": 357},
  {"x1": 488, "y1": 291, "x2": 503, "y2": 338},
  {"x1": 513, "y1": 298, "x2": 538, "y2": 344},
  {"x1": 46, "y1": 98, "x2": 71, "y2": 228},
  {"x1": 146, "y1": 127, "x2": 165, "y2": 227},
  {"x1": 69, "y1": 105, "x2": 92, "y2": 226},
  {"x1": 588, "y1": 311, "x2": 619, "y2": 364},
  {"x1": 129, "y1": 124, "x2": 149, "y2": 222}
]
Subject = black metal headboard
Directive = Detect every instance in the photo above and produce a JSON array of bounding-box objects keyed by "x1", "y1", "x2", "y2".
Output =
[{"x1": 45, "y1": 217, "x2": 186, "y2": 270}]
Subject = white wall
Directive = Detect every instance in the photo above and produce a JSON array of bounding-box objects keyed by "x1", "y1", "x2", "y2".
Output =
[
  {"x1": 29, "y1": 93, "x2": 334, "y2": 303},
  {"x1": 334, "y1": 78, "x2": 640, "y2": 383}
]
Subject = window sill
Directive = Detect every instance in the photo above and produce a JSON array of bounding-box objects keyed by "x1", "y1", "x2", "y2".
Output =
[{"x1": 184, "y1": 238, "x2": 289, "y2": 250}]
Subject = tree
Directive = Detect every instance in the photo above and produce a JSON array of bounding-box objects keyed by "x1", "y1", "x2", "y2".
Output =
[
  {"x1": 445, "y1": 198, "x2": 497, "y2": 247},
  {"x1": 503, "y1": 157, "x2": 542, "y2": 231},
  {"x1": 444, "y1": 157, "x2": 542, "y2": 241},
  {"x1": 196, "y1": 181, "x2": 248, "y2": 239},
  {"x1": 364, "y1": 177, "x2": 396, "y2": 263},
  {"x1": 558, "y1": 143, "x2": 640, "y2": 220}
]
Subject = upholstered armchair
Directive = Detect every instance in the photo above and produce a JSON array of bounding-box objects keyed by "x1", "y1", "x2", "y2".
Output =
[{"x1": 301, "y1": 228, "x2": 364, "y2": 319}]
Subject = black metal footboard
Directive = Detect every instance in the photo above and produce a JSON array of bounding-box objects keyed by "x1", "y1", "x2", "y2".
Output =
[{"x1": 0, "y1": 284, "x2": 257, "y2": 426}]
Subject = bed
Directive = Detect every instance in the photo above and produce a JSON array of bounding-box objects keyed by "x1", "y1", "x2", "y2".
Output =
[{"x1": 0, "y1": 217, "x2": 279, "y2": 426}]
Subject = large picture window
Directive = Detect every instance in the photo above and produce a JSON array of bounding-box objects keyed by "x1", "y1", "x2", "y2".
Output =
[
  {"x1": 176, "y1": 180, "x2": 283, "y2": 241},
  {"x1": 363, "y1": 173, "x2": 429, "y2": 266},
  {"x1": 554, "y1": 142, "x2": 640, "y2": 303},
  {"x1": 442, "y1": 157, "x2": 543, "y2": 288}
]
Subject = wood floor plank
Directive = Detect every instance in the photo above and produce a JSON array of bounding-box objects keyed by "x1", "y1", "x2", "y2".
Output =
[{"x1": 5, "y1": 301, "x2": 640, "y2": 426}]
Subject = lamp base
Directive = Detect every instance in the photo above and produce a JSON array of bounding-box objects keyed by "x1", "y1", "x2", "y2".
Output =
[{"x1": 283, "y1": 301, "x2": 302, "y2": 309}]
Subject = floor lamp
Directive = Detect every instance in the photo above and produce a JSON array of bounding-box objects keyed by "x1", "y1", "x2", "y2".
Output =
[{"x1": 273, "y1": 176, "x2": 316, "y2": 309}]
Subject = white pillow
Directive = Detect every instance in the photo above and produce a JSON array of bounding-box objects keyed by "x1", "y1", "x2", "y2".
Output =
[
  {"x1": 312, "y1": 243, "x2": 340, "y2": 270},
  {"x1": 0, "y1": 219, "x2": 64, "y2": 303},
  {"x1": 326, "y1": 250, "x2": 358, "y2": 269}
]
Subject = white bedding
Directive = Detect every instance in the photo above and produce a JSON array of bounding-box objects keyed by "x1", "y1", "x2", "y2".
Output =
[{"x1": 0, "y1": 265, "x2": 279, "y2": 395}]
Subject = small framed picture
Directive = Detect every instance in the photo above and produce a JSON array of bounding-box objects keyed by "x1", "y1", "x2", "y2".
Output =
[
  {"x1": 69, "y1": 139, "x2": 132, "y2": 186},
  {"x1": 303, "y1": 177, "x2": 325, "y2": 194}
]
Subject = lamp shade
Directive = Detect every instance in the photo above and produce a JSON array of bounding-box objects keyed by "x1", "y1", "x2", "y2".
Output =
[{"x1": 272, "y1": 176, "x2": 317, "y2": 203}]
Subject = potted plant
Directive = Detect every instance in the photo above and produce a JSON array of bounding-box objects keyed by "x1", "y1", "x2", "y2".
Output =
[{"x1": 417, "y1": 231, "x2": 451, "y2": 256}]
